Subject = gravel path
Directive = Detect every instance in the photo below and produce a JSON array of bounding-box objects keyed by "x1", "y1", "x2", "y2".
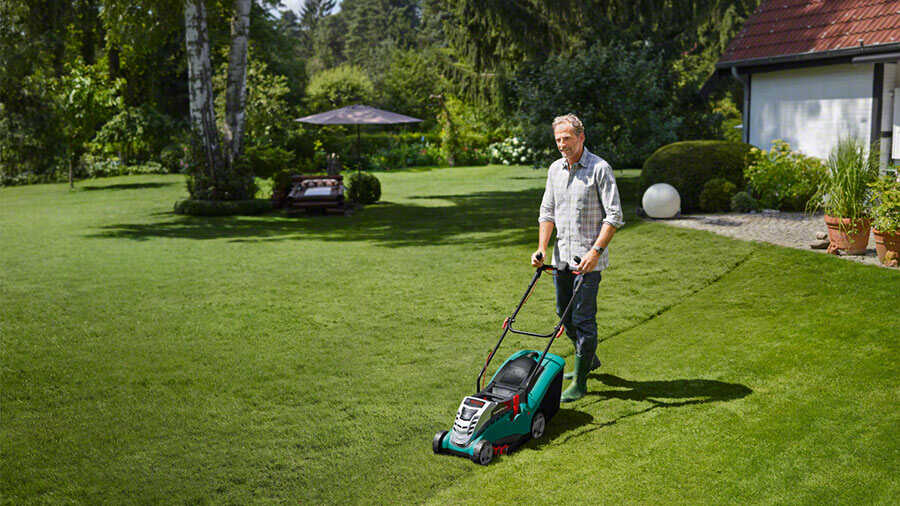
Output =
[{"x1": 651, "y1": 211, "x2": 885, "y2": 267}]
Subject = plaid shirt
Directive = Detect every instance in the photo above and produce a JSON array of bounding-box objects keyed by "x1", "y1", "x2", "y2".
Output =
[{"x1": 539, "y1": 148, "x2": 624, "y2": 271}]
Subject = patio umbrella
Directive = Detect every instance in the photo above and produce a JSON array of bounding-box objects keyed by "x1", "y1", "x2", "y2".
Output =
[{"x1": 296, "y1": 104, "x2": 423, "y2": 171}]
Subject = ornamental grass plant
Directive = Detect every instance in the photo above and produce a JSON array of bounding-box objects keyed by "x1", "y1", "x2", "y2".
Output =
[{"x1": 808, "y1": 137, "x2": 879, "y2": 224}]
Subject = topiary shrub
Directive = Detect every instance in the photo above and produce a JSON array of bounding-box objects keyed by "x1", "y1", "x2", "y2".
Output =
[
  {"x1": 173, "y1": 199, "x2": 273, "y2": 216},
  {"x1": 699, "y1": 178, "x2": 737, "y2": 212},
  {"x1": 346, "y1": 171, "x2": 381, "y2": 204},
  {"x1": 641, "y1": 140, "x2": 752, "y2": 213},
  {"x1": 731, "y1": 191, "x2": 760, "y2": 213}
]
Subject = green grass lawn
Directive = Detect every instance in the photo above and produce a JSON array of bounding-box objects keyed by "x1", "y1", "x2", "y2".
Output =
[{"x1": 2, "y1": 166, "x2": 897, "y2": 504}]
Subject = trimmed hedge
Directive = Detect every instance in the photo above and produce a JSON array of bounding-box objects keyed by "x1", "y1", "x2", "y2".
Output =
[
  {"x1": 641, "y1": 140, "x2": 752, "y2": 213},
  {"x1": 320, "y1": 131, "x2": 442, "y2": 156},
  {"x1": 173, "y1": 199, "x2": 273, "y2": 216}
]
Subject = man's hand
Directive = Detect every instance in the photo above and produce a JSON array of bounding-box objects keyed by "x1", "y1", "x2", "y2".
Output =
[
  {"x1": 531, "y1": 249, "x2": 545, "y2": 267},
  {"x1": 576, "y1": 249, "x2": 599, "y2": 273}
]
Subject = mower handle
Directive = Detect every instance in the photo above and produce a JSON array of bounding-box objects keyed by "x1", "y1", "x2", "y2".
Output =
[
  {"x1": 476, "y1": 253, "x2": 585, "y2": 392},
  {"x1": 536, "y1": 251, "x2": 581, "y2": 272}
]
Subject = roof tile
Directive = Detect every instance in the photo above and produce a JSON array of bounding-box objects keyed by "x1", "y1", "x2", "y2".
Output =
[{"x1": 720, "y1": 0, "x2": 900, "y2": 63}]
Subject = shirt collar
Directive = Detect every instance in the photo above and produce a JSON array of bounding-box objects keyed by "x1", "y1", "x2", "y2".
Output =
[{"x1": 565, "y1": 147, "x2": 590, "y2": 171}]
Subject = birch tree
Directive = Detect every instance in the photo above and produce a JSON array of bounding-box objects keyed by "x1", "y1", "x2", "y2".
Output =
[
  {"x1": 184, "y1": 0, "x2": 253, "y2": 200},
  {"x1": 223, "y1": 0, "x2": 251, "y2": 166}
]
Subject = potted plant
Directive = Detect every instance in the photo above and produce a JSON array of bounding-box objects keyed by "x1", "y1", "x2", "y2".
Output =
[
  {"x1": 809, "y1": 137, "x2": 879, "y2": 255},
  {"x1": 868, "y1": 169, "x2": 900, "y2": 266}
]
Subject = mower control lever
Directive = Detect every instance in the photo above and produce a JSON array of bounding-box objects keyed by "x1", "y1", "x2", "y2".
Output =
[{"x1": 534, "y1": 252, "x2": 582, "y2": 272}]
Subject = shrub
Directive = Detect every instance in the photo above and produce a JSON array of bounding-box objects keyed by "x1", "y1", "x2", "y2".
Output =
[
  {"x1": 745, "y1": 140, "x2": 826, "y2": 211},
  {"x1": 80, "y1": 154, "x2": 124, "y2": 178},
  {"x1": 185, "y1": 159, "x2": 257, "y2": 201},
  {"x1": 124, "y1": 161, "x2": 167, "y2": 175},
  {"x1": 316, "y1": 132, "x2": 446, "y2": 168},
  {"x1": 160, "y1": 144, "x2": 189, "y2": 173},
  {"x1": 455, "y1": 146, "x2": 489, "y2": 166},
  {"x1": 90, "y1": 105, "x2": 175, "y2": 165},
  {"x1": 731, "y1": 191, "x2": 760, "y2": 213},
  {"x1": 254, "y1": 177, "x2": 274, "y2": 200},
  {"x1": 173, "y1": 199, "x2": 273, "y2": 216},
  {"x1": 1, "y1": 76, "x2": 68, "y2": 184},
  {"x1": 700, "y1": 178, "x2": 737, "y2": 212},
  {"x1": 241, "y1": 145, "x2": 295, "y2": 179},
  {"x1": 79, "y1": 155, "x2": 169, "y2": 178},
  {"x1": 346, "y1": 171, "x2": 381, "y2": 204},
  {"x1": 488, "y1": 137, "x2": 539, "y2": 165},
  {"x1": 272, "y1": 169, "x2": 294, "y2": 195},
  {"x1": 641, "y1": 140, "x2": 752, "y2": 213},
  {"x1": 868, "y1": 169, "x2": 900, "y2": 234}
]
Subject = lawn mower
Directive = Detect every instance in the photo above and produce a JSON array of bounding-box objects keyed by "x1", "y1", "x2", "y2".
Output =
[{"x1": 432, "y1": 253, "x2": 584, "y2": 465}]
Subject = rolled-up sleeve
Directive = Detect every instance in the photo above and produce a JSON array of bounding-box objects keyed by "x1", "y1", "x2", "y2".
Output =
[
  {"x1": 598, "y1": 163, "x2": 624, "y2": 229},
  {"x1": 538, "y1": 171, "x2": 555, "y2": 224}
]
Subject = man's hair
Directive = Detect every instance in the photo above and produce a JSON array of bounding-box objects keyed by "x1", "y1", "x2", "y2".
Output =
[{"x1": 552, "y1": 114, "x2": 584, "y2": 135}]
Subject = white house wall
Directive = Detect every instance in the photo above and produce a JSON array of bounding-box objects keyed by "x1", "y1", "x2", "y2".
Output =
[{"x1": 749, "y1": 63, "x2": 873, "y2": 159}]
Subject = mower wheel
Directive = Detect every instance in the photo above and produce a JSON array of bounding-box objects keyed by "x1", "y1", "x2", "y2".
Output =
[
  {"x1": 531, "y1": 411, "x2": 546, "y2": 440},
  {"x1": 433, "y1": 431, "x2": 448, "y2": 454},
  {"x1": 471, "y1": 440, "x2": 493, "y2": 466}
]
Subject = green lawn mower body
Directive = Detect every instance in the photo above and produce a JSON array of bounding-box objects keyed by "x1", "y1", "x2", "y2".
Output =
[
  {"x1": 433, "y1": 254, "x2": 583, "y2": 465},
  {"x1": 434, "y1": 350, "x2": 564, "y2": 463}
]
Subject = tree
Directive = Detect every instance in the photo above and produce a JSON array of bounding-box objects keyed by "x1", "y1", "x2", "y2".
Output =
[
  {"x1": 341, "y1": 0, "x2": 419, "y2": 74},
  {"x1": 183, "y1": 0, "x2": 254, "y2": 200},
  {"x1": 224, "y1": 0, "x2": 252, "y2": 165},
  {"x1": 513, "y1": 42, "x2": 683, "y2": 168},
  {"x1": 306, "y1": 65, "x2": 375, "y2": 111},
  {"x1": 308, "y1": 14, "x2": 347, "y2": 73},
  {"x1": 299, "y1": 0, "x2": 337, "y2": 55},
  {"x1": 51, "y1": 61, "x2": 122, "y2": 187}
]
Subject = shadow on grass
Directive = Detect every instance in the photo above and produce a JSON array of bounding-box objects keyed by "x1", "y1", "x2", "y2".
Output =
[
  {"x1": 80, "y1": 182, "x2": 178, "y2": 191},
  {"x1": 550, "y1": 374, "x2": 752, "y2": 444},
  {"x1": 526, "y1": 408, "x2": 594, "y2": 451},
  {"x1": 88, "y1": 186, "x2": 644, "y2": 248}
]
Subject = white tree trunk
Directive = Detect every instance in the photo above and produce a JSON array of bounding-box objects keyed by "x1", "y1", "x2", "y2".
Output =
[
  {"x1": 184, "y1": 0, "x2": 223, "y2": 181},
  {"x1": 224, "y1": 0, "x2": 252, "y2": 166}
]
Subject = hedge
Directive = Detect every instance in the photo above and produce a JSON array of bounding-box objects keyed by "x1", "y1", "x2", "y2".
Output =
[
  {"x1": 173, "y1": 199, "x2": 273, "y2": 216},
  {"x1": 640, "y1": 140, "x2": 752, "y2": 213},
  {"x1": 319, "y1": 131, "x2": 442, "y2": 156}
]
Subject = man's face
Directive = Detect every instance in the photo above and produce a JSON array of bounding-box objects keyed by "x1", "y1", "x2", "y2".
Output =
[{"x1": 554, "y1": 123, "x2": 585, "y2": 160}]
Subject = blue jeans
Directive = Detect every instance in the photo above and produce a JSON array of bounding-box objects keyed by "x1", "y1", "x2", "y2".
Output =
[{"x1": 554, "y1": 270, "x2": 602, "y2": 358}]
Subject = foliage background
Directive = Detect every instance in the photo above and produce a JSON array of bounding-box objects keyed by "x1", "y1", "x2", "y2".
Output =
[{"x1": 1, "y1": 0, "x2": 760, "y2": 185}]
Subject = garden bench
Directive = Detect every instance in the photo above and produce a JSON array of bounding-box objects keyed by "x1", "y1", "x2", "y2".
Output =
[{"x1": 286, "y1": 175, "x2": 346, "y2": 214}]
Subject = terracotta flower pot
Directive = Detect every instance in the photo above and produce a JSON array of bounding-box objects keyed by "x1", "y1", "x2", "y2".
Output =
[
  {"x1": 824, "y1": 215, "x2": 871, "y2": 255},
  {"x1": 873, "y1": 229, "x2": 900, "y2": 267}
]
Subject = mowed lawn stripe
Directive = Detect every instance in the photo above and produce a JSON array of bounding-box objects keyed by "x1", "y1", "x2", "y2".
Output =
[{"x1": 2, "y1": 168, "x2": 894, "y2": 504}]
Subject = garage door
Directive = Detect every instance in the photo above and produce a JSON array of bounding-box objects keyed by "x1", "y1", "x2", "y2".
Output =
[{"x1": 749, "y1": 63, "x2": 873, "y2": 160}]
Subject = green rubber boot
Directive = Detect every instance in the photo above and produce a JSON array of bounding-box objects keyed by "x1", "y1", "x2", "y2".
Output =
[
  {"x1": 561, "y1": 353, "x2": 590, "y2": 403},
  {"x1": 563, "y1": 354, "x2": 601, "y2": 379}
]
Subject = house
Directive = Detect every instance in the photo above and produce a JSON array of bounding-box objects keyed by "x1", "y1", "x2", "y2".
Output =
[{"x1": 716, "y1": 0, "x2": 900, "y2": 169}]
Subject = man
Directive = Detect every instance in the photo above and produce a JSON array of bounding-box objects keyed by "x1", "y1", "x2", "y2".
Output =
[{"x1": 531, "y1": 114, "x2": 624, "y2": 402}]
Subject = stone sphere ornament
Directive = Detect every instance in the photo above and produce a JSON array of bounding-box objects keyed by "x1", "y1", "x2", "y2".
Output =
[{"x1": 642, "y1": 183, "x2": 681, "y2": 218}]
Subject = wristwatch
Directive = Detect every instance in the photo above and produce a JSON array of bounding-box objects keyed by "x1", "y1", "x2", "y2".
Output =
[{"x1": 591, "y1": 245, "x2": 605, "y2": 255}]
